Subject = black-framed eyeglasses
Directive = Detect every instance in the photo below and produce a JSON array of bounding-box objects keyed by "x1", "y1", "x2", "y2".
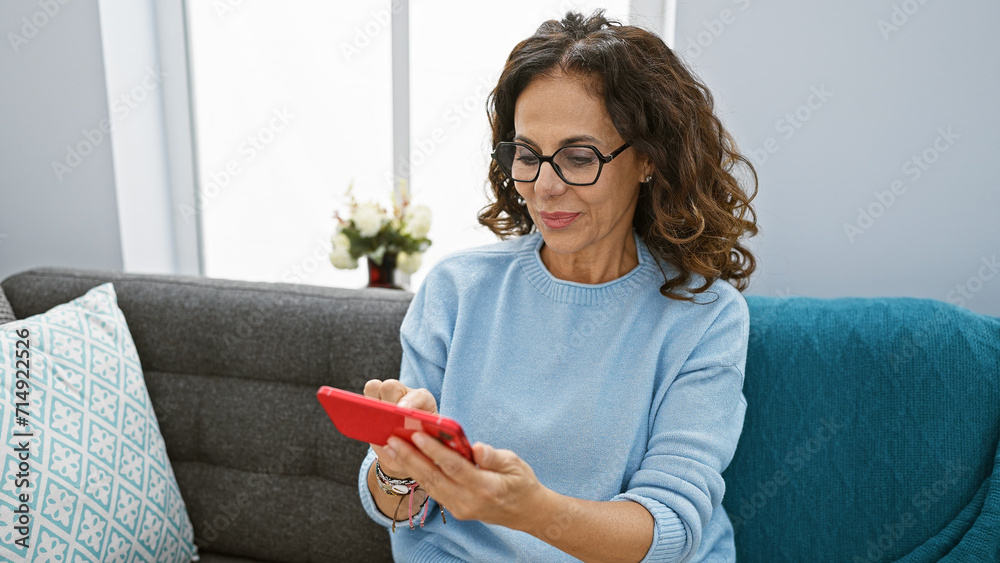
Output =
[{"x1": 491, "y1": 141, "x2": 631, "y2": 186}]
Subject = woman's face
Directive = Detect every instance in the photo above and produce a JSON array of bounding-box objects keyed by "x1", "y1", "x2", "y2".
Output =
[{"x1": 512, "y1": 70, "x2": 650, "y2": 260}]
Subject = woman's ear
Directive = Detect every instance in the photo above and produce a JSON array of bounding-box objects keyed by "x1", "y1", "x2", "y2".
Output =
[{"x1": 638, "y1": 155, "x2": 655, "y2": 182}]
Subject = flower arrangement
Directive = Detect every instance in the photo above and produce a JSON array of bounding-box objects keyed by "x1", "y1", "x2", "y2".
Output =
[{"x1": 329, "y1": 181, "x2": 432, "y2": 276}]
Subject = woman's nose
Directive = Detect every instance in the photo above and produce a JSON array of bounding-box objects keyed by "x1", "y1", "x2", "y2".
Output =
[{"x1": 533, "y1": 161, "x2": 567, "y2": 198}]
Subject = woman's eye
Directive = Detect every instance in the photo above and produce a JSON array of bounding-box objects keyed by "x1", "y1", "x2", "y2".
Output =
[
  {"x1": 516, "y1": 155, "x2": 539, "y2": 164},
  {"x1": 559, "y1": 148, "x2": 599, "y2": 168}
]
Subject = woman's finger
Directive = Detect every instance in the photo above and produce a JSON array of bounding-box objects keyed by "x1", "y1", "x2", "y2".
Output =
[
  {"x1": 413, "y1": 432, "x2": 473, "y2": 477},
  {"x1": 377, "y1": 379, "x2": 408, "y2": 404},
  {"x1": 362, "y1": 378, "x2": 382, "y2": 398},
  {"x1": 363, "y1": 379, "x2": 437, "y2": 413},
  {"x1": 400, "y1": 432, "x2": 480, "y2": 501},
  {"x1": 363, "y1": 379, "x2": 412, "y2": 475},
  {"x1": 397, "y1": 387, "x2": 438, "y2": 413},
  {"x1": 386, "y1": 435, "x2": 449, "y2": 491}
]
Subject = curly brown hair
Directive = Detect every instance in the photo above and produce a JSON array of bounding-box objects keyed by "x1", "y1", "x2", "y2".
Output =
[{"x1": 478, "y1": 10, "x2": 759, "y2": 302}]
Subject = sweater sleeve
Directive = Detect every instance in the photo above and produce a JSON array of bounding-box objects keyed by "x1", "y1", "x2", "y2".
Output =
[
  {"x1": 357, "y1": 264, "x2": 456, "y2": 527},
  {"x1": 358, "y1": 447, "x2": 397, "y2": 529},
  {"x1": 395, "y1": 264, "x2": 453, "y2": 400},
  {"x1": 611, "y1": 292, "x2": 749, "y2": 563}
]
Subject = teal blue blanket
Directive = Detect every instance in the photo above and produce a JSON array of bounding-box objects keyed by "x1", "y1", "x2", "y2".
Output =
[{"x1": 725, "y1": 296, "x2": 1000, "y2": 562}]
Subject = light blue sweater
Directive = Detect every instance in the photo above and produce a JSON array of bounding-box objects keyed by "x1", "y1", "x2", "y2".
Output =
[{"x1": 357, "y1": 229, "x2": 749, "y2": 562}]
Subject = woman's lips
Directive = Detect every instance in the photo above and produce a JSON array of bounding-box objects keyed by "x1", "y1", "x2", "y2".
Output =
[{"x1": 539, "y1": 212, "x2": 580, "y2": 229}]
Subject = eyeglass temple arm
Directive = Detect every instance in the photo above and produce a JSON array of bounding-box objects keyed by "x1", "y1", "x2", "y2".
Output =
[{"x1": 602, "y1": 142, "x2": 631, "y2": 162}]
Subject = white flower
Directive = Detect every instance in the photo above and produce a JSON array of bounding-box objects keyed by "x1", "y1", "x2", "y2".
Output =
[
  {"x1": 331, "y1": 232, "x2": 351, "y2": 252},
  {"x1": 353, "y1": 203, "x2": 385, "y2": 238},
  {"x1": 329, "y1": 232, "x2": 358, "y2": 269},
  {"x1": 329, "y1": 247, "x2": 358, "y2": 269},
  {"x1": 396, "y1": 251, "x2": 423, "y2": 274},
  {"x1": 402, "y1": 205, "x2": 432, "y2": 239}
]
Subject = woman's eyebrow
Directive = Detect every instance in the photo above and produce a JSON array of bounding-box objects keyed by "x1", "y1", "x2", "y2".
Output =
[{"x1": 514, "y1": 134, "x2": 603, "y2": 147}]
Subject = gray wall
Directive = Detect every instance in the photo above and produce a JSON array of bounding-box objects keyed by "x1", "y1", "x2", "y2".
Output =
[
  {"x1": 0, "y1": 0, "x2": 123, "y2": 279},
  {"x1": 675, "y1": 0, "x2": 1000, "y2": 316}
]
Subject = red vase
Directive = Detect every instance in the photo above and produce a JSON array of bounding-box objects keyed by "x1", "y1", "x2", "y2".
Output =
[{"x1": 366, "y1": 253, "x2": 400, "y2": 289}]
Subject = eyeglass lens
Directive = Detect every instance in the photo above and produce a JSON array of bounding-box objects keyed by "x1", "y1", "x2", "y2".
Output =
[{"x1": 496, "y1": 144, "x2": 602, "y2": 185}]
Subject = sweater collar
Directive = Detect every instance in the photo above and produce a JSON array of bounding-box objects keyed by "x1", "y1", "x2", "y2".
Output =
[{"x1": 516, "y1": 229, "x2": 662, "y2": 305}]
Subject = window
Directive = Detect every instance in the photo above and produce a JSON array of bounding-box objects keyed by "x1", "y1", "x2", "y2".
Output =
[{"x1": 187, "y1": 1, "x2": 634, "y2": 289}]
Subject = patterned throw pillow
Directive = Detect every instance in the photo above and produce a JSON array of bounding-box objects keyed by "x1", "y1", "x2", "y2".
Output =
[
  {"x1": 0, "y1": 283, "x2": 197, "y2": 562},
  {"x1": 0, "y1": 286, "x2": 15, "y2": 325}
]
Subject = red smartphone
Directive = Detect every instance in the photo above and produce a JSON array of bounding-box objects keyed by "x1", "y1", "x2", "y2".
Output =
[{"x1": 316, "y1": 385, "x2": 474, "y2": 461}]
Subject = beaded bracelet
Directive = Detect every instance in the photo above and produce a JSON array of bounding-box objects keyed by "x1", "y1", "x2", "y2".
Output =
[
  {"x1": 377, "y1": 460, "x2": 448, "y2": 532},
  {"x1": 376, "y1": 459, "x2": 417, "y2": 495}
]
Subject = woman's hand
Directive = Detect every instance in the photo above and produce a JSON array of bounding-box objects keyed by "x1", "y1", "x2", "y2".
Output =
[
  {"x1": 381, "y1": 430, "x2": 549, "y2": 532},
  {"x1": 362, "y1": 378, "x2": 437, "y2": 478}
]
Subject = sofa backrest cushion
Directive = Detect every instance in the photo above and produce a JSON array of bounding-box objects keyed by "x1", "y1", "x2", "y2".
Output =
[
  {"x1": 730, "y1": 295, "x2": 1000, "y2": 562},
  {"x1": 0, "y1": 285, "x2": 15, "y2": 324}
]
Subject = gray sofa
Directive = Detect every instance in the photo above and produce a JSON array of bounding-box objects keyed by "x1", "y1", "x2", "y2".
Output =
[{"x1": 2, "y1": 267, "x2": 399, "y2": 562}]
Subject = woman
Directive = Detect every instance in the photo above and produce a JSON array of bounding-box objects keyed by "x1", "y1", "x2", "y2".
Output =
[{"x1": 358, "y1": 10, "x2": 758, "y2": 562}]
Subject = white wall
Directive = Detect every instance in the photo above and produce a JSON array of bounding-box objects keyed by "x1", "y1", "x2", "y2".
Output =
[
  {"x1": 0, "y1": 0, "x2": 124, "y2": 279},
  {"x1": 675, "y1": 0, "x2": 1000, "y2": 316}
]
